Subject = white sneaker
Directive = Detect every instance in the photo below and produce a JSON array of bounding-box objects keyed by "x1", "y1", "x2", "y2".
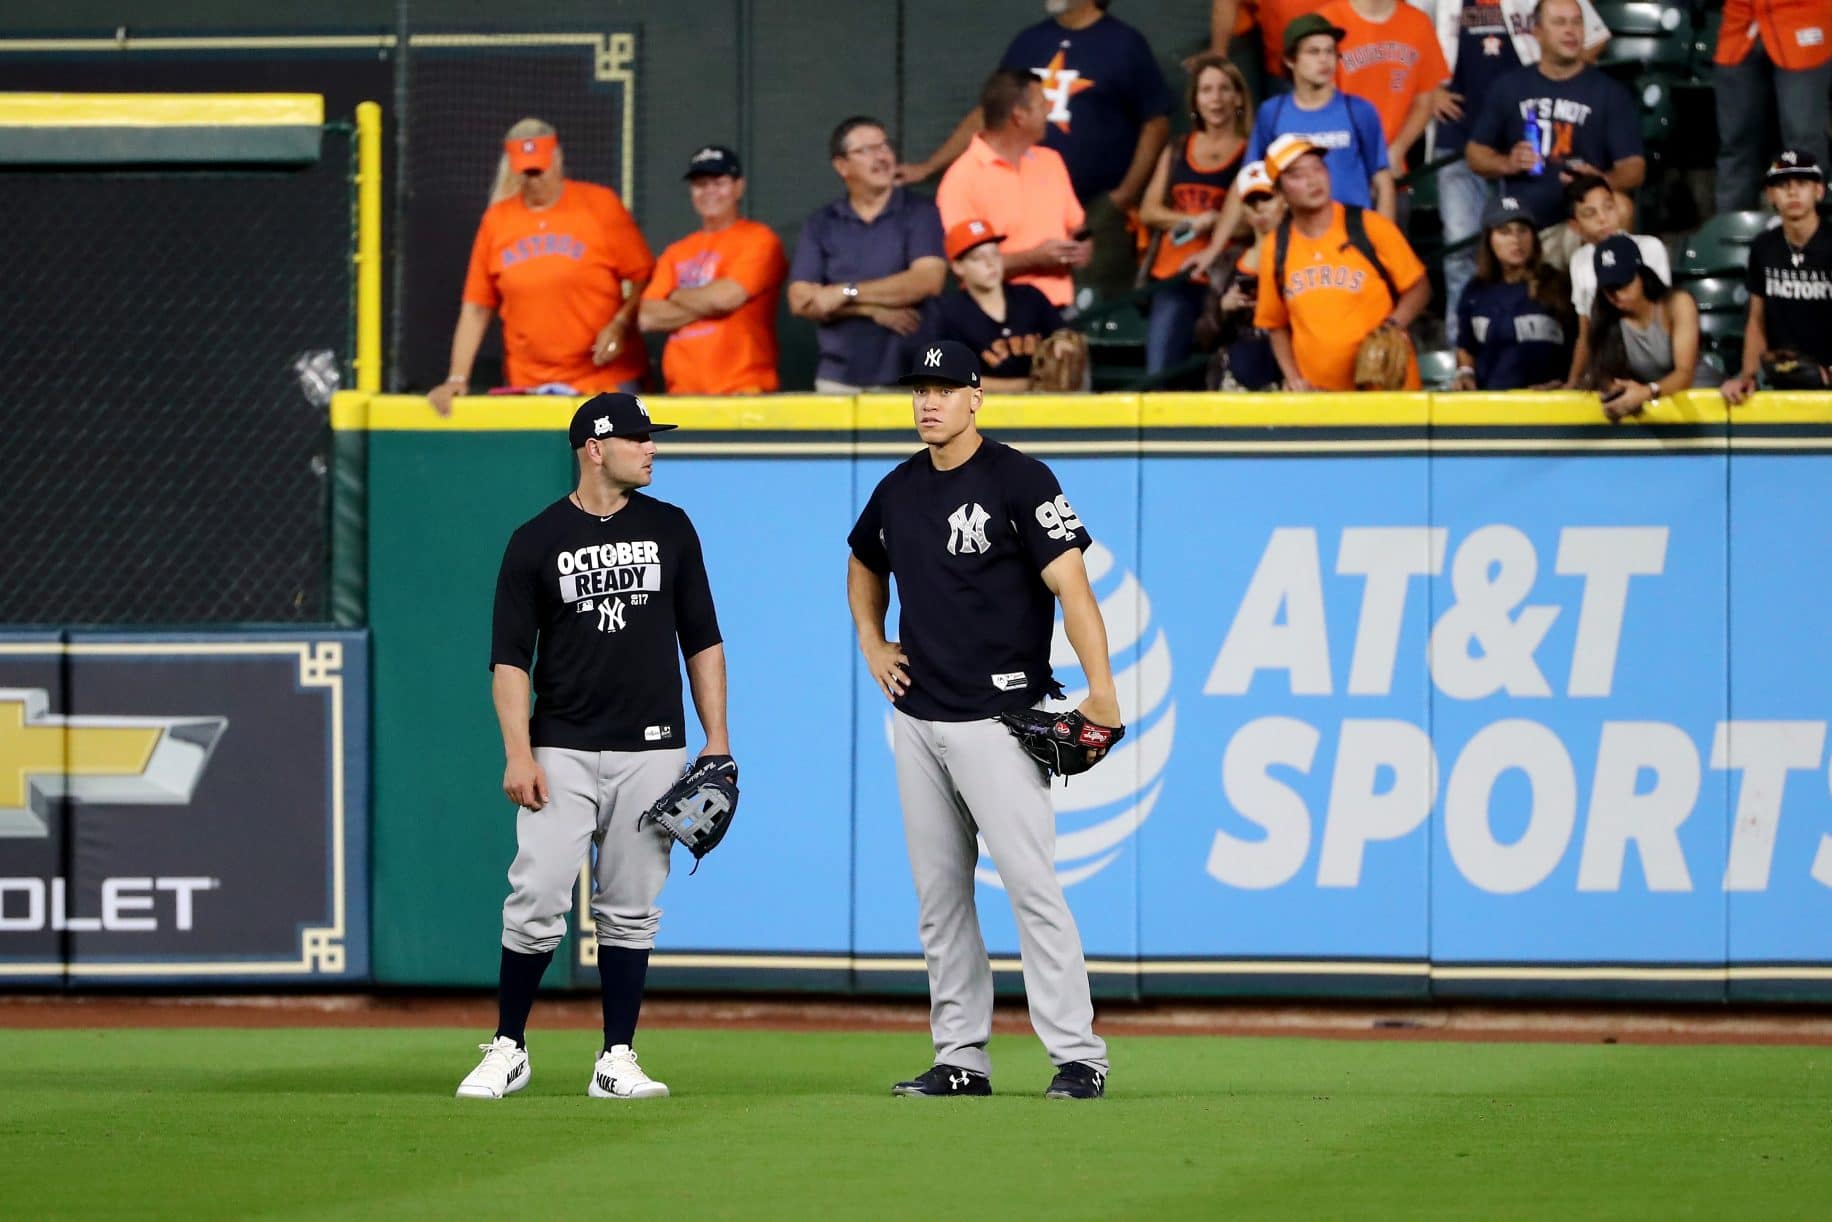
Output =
[
  {"x1": 456, "y1": 1036, "x2": 530, "y2": 1099},
  {"x1": 588, "y1": 1044, "x2": 669, "y2": 1098}
]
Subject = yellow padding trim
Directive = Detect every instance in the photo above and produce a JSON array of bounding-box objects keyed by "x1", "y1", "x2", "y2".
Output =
[
  {"x1": 857, "y1": 393, "x2": 1142, "y2": 430},
  {"x1": 0, "y1": 92, "x2": 324, "y2": 127},
  {"x1": 1147, "y1": 391, "x2": 1432, "y2": 426},
  {"x1": 335, "y1": 390, "x2": 1832, "y2": 433},
  {"x1": 360, "y1": 394, "x2": 851, "y2": 432}
]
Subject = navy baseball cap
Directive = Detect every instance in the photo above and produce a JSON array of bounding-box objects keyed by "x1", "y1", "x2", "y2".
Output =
[
  {"x1": 684, "y1": 144, "x2": 742, "y2": 179},
  {"x1": 568, "y1": 392, "x2": 677, "y2": 448},
  {"x1": 1594, "y1": 233, "x2": 1643, "y2": 290},
  {"x1": 1764, "y1": 148, "x2": 1823, "y2": 187},
  {"x1": 898, "y1": 339, "x2": 981, "y2": 389},
  {"x1": 1482, "y1": 195, "x2": 1532, "y2": 230}
]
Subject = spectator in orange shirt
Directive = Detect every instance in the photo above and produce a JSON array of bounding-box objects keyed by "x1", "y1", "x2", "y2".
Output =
[
  {"x1": 639, "y1": 145, "x2": 788, "y2": 395},
  {"x1": 1200, "y1": 0, "x2": 1265, "y2": 101},
  {"x1": 431, "y1": 118, "x2": 655, "y2": 414},
  {"x1": 1715, "y1": 0, "x2": 1831, "y2": 210},
  {"x1": 1254, "y1": 134, "x2": 1430, "y2": 390},
  {"x1": 936, "y1": 70, "x2": 1090, "y2": 308},
  {"x1": 1320, "y1": 0, "x2": 1450, "y2": 172}
]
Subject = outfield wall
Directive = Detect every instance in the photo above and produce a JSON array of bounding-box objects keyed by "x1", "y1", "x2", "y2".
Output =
[{"x1": 336, "y1": 390, "x2": 1832, "y2": 1002}]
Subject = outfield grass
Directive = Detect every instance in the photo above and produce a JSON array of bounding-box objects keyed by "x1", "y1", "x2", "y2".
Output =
[{"x1": 2, "y1": 1027, "x2": 1827, "y2": 1219}]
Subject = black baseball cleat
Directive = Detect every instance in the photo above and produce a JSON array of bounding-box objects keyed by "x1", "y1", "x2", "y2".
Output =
[
  {"x1": 1044, "y1": 1062, "x2": 1106, "y2": 1100},
  {"x1": 892, "y1": 1064, "x2": 991, "y2": 1097}
]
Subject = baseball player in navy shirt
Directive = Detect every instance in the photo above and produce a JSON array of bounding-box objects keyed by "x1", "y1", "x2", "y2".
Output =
[
  {"x1": 847, "y1": 339, "x2": 1120, "y2": 1100},
  {"x1": 457, "y1": 392, "x2": 730, "y2": 1102}
]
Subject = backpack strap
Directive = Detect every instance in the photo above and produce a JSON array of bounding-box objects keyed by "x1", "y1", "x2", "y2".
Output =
[
  {"x1": 1342, "y1": 204, "x2": 1400, "y2": 307},
  {"x1": 1273, "y1": 214, "x2": 1294, "y2": 300}
]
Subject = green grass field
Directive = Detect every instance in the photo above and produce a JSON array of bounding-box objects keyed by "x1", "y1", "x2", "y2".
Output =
[{"x1": 3, "y1": 1027, "x2": 1828, "y2": 1219}]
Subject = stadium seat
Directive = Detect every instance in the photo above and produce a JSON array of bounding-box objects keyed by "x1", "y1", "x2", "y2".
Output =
[
  {"x1": 1688, "y1": 210, "x2": 1776, "y2": 247},
  {"x1": 1417, "y1": 348, "x2": 1458, "y2": 391},
  {"x1": 1595, "y1": 1, "x2": 1689, "y2": 37},
  {"x1": 1599, "y1": 34, "x2": 1696, "y2": 72},
  {"x1": 1685, "y1": 275, "x2": 1750, "y2": 313},
  {"x1": 1675, "y1": 211, "x2": 1772, "y2": 278}
]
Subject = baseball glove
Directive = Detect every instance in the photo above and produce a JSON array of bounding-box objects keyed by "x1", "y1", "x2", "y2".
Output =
[
  {"x1": 998, "y1": 708, "x2": 1125, "y2": 779},
  {"x1": 1029, "y1": 329, "x2": 1090, "y2": 393},
  {"x1": 641, "y1": 755, "x2": 739, "y2": 872},
  {"x1": 1760, "y1": 349, "x2": 1832, "y2": 391},
  {"x1": 1352, "y1": 322, "x2": 1413, "y2": 391}
]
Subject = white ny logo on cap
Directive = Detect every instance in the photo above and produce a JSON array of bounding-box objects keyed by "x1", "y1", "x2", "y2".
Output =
[
  {"x1": 924, "y1": 347, "x2": 943, "y2": 368},
  {"x1": 594, "y1": 416, "x2": 612, "y2": 435},
  {"x1": 635, "y1": 398, "x2": 650, "y2": 419},
  {"x1": 1600, "y1": 250, "x2": 1616, "y2": 267}
]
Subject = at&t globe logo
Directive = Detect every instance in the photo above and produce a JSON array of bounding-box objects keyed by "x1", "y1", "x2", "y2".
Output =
[{"x1": 976, "y1": 541, "x2": 1175, "y2": 888}]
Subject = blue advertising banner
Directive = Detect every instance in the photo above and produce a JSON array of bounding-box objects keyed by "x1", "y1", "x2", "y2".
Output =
[{"x1": 344, "y1": 390, "x2": 1832, "y2": 999}]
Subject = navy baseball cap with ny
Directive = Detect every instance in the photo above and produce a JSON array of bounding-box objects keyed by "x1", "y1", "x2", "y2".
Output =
[
  {"x1": 898, "y1": 339, "x2": 981, "y2": 389},
  {"x1": 567, "y1": 392, "x2": 678, "y2": 448}
]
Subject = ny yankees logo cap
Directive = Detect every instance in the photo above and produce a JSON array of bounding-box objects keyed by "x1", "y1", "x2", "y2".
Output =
[
  {"x1": 568, "y1": 392, "x2": 678, "y2": 448},
  {"x1": 1593, "y1": 233, "x2": 1643, "y2": 290},
  {"x1": 1764, "y1": 149, "x2": 1824, "y2": 187},
  {"x1": 898, "y1": 339, "x2": 981, "y2": 389}
]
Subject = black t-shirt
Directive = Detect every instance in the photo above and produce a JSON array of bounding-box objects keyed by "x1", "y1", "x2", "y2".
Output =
[
  {"x1": 932, "y1": 286, "x2": 1064, "y2": 380},
  {"x1": 491, "y1": 492, "x2": 722, "y2": 751},
  {"x1": 1467, "y1": 65, "x2": 1642, "y2": 228},
  {"x1": 848, "y1": 437, "x2": 1090, "y2": 722},
  {"x1": 1746, "y1": 221, "x2": 1832, "y2": 366}
]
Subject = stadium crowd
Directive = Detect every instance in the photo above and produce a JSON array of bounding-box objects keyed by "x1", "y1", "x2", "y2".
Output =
[{"x1": 433, "y1": 0, "x2": 1831, "y2": 411}]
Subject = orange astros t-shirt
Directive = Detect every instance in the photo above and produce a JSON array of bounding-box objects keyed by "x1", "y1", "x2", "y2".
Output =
[
  {"x1": 643, "y1": 218, "x2": 788, "y2": 395},
  {"x1": 462, "y1": 180, "x2": 655, "y2": 391},
  {"x1": 1322, "y1": 0, "x2": 1450, "y2": 149},
  {"x1": 1254, "y1": 203, "x2": 1425, "y2": 391}
]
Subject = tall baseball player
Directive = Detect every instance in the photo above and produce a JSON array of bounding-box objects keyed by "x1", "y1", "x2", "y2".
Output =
[
  {"x1": 457, "y1": 391, "x2": 731, "y2": 1101},
  {"x1": 846, "y1": 339, "x2": 1124, "y2": 1100}
]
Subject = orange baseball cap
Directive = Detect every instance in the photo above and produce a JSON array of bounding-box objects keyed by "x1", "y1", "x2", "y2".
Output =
[
  {"x1": 944, "y1": 218, "x2": 1005, "y2": 261},
  {"x1": 506, "y1": 133, "x2": 557, "y2": 174},
  {"x1": 1264, "y1": 134, "x2": 1323, "y2": 182}
]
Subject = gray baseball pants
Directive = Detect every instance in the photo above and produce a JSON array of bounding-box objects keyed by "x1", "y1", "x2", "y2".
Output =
[
  {"x1": 891, "y1": 709, "x2": 1108, "y2": 1075},
  {"x1": 501, "y1": 745, "x2": 684, "y2": 953}
]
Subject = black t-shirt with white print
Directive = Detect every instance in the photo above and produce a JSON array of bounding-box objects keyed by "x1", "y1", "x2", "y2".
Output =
[
  {"x1": 491, "y1": 491, "x2": 721, "y2": 751},
  {"x1": 848, "y1": 436, "x2": 1090, "y2": 722},
  {"x1": 1746, "y1": 221, "x2": 1832, "y2": 366}
]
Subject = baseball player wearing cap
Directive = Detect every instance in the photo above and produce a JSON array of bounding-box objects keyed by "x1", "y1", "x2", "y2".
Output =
[
  {"x1": 457, "y1": 392, "x2": 730, "y2": 1102},
  {"x1": 1724, "y1": 150, "x2": 1832, "y2": 404},
  {"x1": 933, "y1": 219, "x2": 1068, "y2": 392},
  {"x1": 846, "y1": 339, "x2": 1119, "y2": 1101},
  {"x1": 638, "y1": 145, "x2": 788, "y2": 395}
]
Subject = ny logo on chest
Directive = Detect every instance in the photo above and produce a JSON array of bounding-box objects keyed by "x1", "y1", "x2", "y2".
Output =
[{"x1": 946, "y1": 502, "x2": 992, "y2": 555}]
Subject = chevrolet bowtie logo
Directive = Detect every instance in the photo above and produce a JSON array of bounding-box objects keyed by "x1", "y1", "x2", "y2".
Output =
[{"x1": 0, "y1": 689, "x2": 227, "y2": 839}]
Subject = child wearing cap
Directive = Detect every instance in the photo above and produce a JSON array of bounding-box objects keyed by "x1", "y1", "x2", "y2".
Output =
[
  {"x1": 932, "y1": 219, "x2": 1068, "y2": 392},
  {"x1": 1580, "y1": 233, "x2": 1714, "y2": 420},
  {"x1": 1453, "y1": 195, "x2": 1573, "y2": 391},
  {"x1": 1200, "y1": 161, "x2": 1285, "y2": 390}
]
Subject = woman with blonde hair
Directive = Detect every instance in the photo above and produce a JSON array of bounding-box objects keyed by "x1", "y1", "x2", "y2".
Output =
[
  {"x1": 1138, "y1": 54, "x2": 1253, "y2": 377},
  {"x1": 430, "y1": 118, "x2": 654, "y2": 414}
]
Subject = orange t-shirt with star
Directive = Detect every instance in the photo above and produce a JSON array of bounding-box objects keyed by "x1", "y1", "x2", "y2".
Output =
[
  {"x1": 642, "y1": 218, "x2": 788, "y2": 395},
  {"x1": 1254, "y1": 203, "x2": 1425, "y2": 391},
  {"x1": 462, "y1": 180, "x2": 655, "y2": 391},
  {"x1": 1322, "y1": 0, "x2": 1450, "y2": 151}
]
